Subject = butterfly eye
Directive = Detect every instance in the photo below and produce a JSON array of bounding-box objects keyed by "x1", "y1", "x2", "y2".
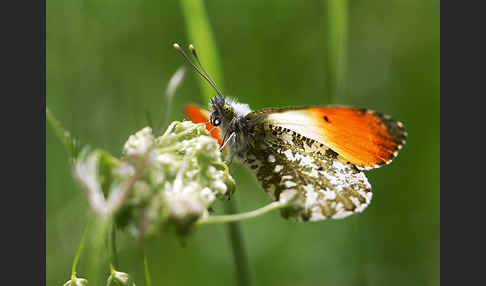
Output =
[
  {"x1": 222, "y1": 104, "x2": 234, "y2": 119},
  {"x1": 213, "y1": 118, "x2": 221, "y2": 126}
]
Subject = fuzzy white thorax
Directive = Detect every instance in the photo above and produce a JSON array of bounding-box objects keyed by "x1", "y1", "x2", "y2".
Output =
[{"x1": 225, "y1": 97, "x2": 252, "y2": 117}]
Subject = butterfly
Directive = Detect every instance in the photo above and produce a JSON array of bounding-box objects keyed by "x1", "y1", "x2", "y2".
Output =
[{"x1": 174, "y1": 43, "x2": 407, "y2": 221}]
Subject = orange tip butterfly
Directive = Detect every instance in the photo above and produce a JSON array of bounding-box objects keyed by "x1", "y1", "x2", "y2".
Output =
[{"x1": 174, "y1": 43, "x2": 407, "y2": 221}]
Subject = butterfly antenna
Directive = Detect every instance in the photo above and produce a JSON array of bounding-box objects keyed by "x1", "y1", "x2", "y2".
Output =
[
  {"x1": 173, "y1": 43, "x2": 223, "y2": 97},
  {"x1": 188, "y1": 44, "x2": 223, "y2": 97}
]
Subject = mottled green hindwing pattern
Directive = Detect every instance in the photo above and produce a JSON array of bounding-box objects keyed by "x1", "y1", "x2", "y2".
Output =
[{"x1": 245, "y1": 121, "x2": 372, "y2": 221}]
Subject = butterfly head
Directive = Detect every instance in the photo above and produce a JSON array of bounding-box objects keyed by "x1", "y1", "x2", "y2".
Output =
[{"x1": 209, "y1": 95, "x2": 236, "y2": 127}]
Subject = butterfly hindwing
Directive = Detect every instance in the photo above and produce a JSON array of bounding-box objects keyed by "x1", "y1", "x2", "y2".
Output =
[{"x1": 245, "y1": 122, "x2": 372, "y2": 221}]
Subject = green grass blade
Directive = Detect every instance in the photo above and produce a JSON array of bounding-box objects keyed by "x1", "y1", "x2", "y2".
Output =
[
  {"x1": 326, "y1": 0, "x2": 348, "y2": 103},
  {"x1": 143, "y1": 250, "x2": 152, "y2": 286},
  {"x1": 46, "y1": 107, "x2": 80, "y2": 162},
  {"x1": 179, "y1": 0, "x2": 224, "y2": 103},
  {"x1": 178, "y1": 1, "x2": 250, "y2": 285}
]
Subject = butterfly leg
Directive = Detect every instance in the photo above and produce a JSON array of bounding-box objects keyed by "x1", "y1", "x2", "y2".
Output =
[
  {"x1": 224, "y1": 153, "x2": 234, "y2": 167},
  {"x1": 219, "y1": 131, "x2": 236, "y2": 152}
]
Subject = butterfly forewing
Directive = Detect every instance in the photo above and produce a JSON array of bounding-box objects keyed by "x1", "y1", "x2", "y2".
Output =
[
  {"x1": 185, "y1": 104, "x2": 223, "y2": 145},
  {"x1": 253, "y1": 106, "x2": 407, "y2": 170}
]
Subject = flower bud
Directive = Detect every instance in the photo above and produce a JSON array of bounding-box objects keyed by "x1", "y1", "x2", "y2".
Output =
[
  {"x1": 63, "y1": 276, "x2": 88, "y2": 286},
  {"x1": 106, "y1": 270, "x2": 135, "y2": 286}
]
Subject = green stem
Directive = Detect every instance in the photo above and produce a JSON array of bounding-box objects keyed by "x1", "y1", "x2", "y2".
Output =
[
  {"x1": 223, "y1": 200, "x2": 251, "y2": 286},
  {"x1": 143, "y1": 249, "x2": 152, "y2": 286},
  {"x1": 87, "y1": 216, "x2": 111, "y2": 285},
  {"x1": 145, "y1": 107, "x2": 154, "y2": 130},
  {"x1": 197, "y1": 201, "x2": 288, "y2": 225},
  {"x1": 71, "y1": 219, "x2": 92, "y2": 278},
  {"x1": 110, "y1": 224, "x2": 119, "y2": 269}
]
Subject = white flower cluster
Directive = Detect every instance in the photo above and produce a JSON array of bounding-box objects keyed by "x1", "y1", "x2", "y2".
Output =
[
  {"x1": 74, "y1": 121, "x2": 234, "y2": 237},
  {"x1": 89, "y1": 121, "x2": 235, "y2": 238},
  {"x1": 129, "y1": 122, "x2": 235, "y2": 234}
]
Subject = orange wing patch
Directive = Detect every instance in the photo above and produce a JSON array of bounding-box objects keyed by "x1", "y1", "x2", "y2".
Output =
[
  {"x1": 264, "y1": 106, "x2": 406, "y2": 169},
  {"x1": 184, "y1": 104, "x2": 223, "y2": 145},
  {"x1": 307, "y1": 107, "x2": 406, "y2": 169}
]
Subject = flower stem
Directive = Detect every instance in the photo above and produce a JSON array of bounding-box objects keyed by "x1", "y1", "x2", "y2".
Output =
[
  {"x1": 196, "y1": 201, "x2": 288, "y2": 225},
  {"x1": 110, "y1": 223, "x2": 119, "y2": 269},
  {"x1": 71, "y1": 219, "x2": 92, "y2": 278},
  {"x1": 87, "y1": 216, "x2": 111, "y2": 285}
]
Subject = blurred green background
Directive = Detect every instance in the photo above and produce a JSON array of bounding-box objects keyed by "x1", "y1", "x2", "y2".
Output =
[{"x1": 46, "y1": 0, "x2": 440, "y2": 285}]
